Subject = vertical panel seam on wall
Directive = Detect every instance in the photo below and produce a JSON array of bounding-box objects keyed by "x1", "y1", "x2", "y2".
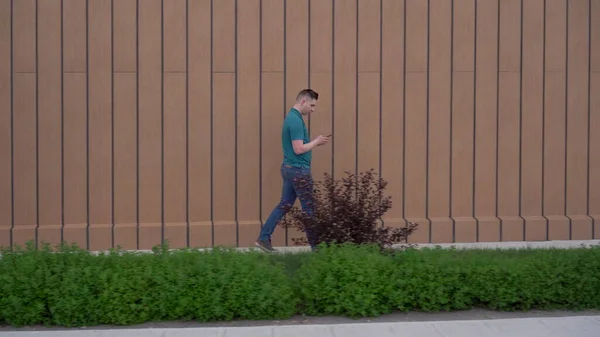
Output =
[
  {"x1": 35, "y1": 0, "x2": 39, "y2": 249},
  {"x1": 587, "y1": 0, "x2": 593, "y2": 238},
  {"x1": 426, "y1": 0, "x2": 431, "y2": 242},
  {"x1": 308, "y1": 0, "x2": 311, "y2": 132},
  {"x1": 9, "y1": 0, "x2": 15, "y2": 249},
  {"x1": 402, "y1": 0, "x2": 407, "y2": 226},
  {"x1": 235, "y1": 0, "x2": 239, "y2": 247},
  {"x1": 10, "y1": 0, "x2": 14, "y2": 248},
  {"x1": 283, "y1": 0, "x2": 287, "y2": 121},
  {"x1": 210, "y1": 0, "x2": 214, "y2": 246},
  {"x1": 161, "y1": 0, "x2": 165, "y2": 245},
  {"x1": 111, "y1": 0, "x2": 115, "y2": 249},
  {"x1": 518, "y1": 0, "x2": 525, "y2": 241},
  {"x1": 564, "y1": 0, "x2": 571, "y2": 239},
  {"x1": 496, "y1": 0, "x2": 501, "y2": 241},
  {"x1": 473, "y1": 0, "x2": 478, "y2": 241},
  {"x1": 259, "y1": 0, "x2": 263, "y2": 226},
  {"x1": 136, "y1": 0, "x2": 140, "y2": 250},
  {"x1": 186, "y1": 0, "x2": 190, "y2": 248},
  {"x1": 542, "y1": 0, "x2": 549, "y2": 240},
  {"x1": 61, "y1": 0, "x2": 65, "y2": 244},
  {"x1": 86, "y1": 0, "x2": 90, "y2": 250},
  {"x1": 331, "y1": 0, "x2": 335, "y2": 178},
  {"x1": 283, "y1": 0, "x2": 288, "y2": 245},
  {"x1": 450, "y1": 0, "x2": 455, "y2": 242},
  {"x1": 378, "y1": 0, "x2": 383, "y2": 227},
  {"x1": 355, "y1": 0, "x2": 358, "y2": 178}
]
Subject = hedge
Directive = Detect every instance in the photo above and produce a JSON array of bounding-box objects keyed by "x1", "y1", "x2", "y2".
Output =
[{"x1": 1, "y1": 242, "x2": 599, "y2": 327}]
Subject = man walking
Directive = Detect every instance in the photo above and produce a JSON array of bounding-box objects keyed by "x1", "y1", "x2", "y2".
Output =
[{"x1": 255, "y1": 89, "x2": 330, "y2": 253}]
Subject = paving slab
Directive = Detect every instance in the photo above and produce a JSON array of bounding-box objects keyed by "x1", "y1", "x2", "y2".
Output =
[{"x1": 2, "y1": 315, "x2": 599, "y2": 337}]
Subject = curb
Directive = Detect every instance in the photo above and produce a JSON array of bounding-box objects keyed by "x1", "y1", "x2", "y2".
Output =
[
  {"x1": 92, "y1": 239, "x2": 600, "y2": 255},
  {"x1": 2, "y1": 239, "x2": 599, "y2": 258}
]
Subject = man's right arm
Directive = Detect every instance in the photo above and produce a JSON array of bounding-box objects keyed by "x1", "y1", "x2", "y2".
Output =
[
  {"x1": 289, "y1": 120, "x2": 324, "y2": 155},
  {"x1": 292, "y1": 138, "x2": 320, "y2": 155}
]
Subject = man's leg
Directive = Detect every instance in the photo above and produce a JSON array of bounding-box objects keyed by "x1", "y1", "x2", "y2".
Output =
[
  {"x1": 256, "y1": 165, "x2": 297, "y2": 252},
  {"x1": 290, "y1": 169, "x2": 318, "y2": 249}
]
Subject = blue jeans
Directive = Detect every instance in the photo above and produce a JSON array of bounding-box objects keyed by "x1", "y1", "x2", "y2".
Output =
[{"x1": 258, "y1": 164, "x2": 317, "y2": 248}]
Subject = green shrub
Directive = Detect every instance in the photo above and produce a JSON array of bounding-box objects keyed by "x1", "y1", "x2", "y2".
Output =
[
  {"x1": 0, "y1": 241, "x2": 599, "y2": 328},
  {"x1": 390, "y1": 248, "x2": 474, "y2": 312},
  {"x1": 389, "y1": 246, "x2": 600, "y2": 312},
  {"x1": 464, "y1": 247, "x2": 600, "y2": 311},
  {"x1": 294, "y1": 243, "x2": 397, "y2": 317},
  {"x1": 0, "y1": 243, "x2": 297, "y2": 327}
]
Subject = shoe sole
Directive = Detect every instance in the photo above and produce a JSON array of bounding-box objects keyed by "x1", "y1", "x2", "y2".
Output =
[{"x1": 255, "y1": 241, "x2": 275, "y2": 253}]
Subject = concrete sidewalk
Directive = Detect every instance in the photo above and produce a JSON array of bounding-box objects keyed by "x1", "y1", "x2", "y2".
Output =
[{"x1": 3, "y1": 315, "x2": 599, "y2": 337}]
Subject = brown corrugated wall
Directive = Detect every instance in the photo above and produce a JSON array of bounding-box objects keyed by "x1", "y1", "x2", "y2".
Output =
[{"x1": 0, "y1": 0, "x2": 599, "y2": 251}]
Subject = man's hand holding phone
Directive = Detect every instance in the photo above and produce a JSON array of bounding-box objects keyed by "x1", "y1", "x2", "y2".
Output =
[{"x1": 315, "y1": 134, "x2": 331, "y2": 146}]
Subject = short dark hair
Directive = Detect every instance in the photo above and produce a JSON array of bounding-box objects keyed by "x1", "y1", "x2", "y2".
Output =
[{"x1": 296, "y1": 89, "x2": 318, "y2": 101}]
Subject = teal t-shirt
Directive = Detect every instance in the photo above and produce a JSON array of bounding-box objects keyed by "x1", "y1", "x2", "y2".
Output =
[{"x1": 282, "y1": 108, "x2": 311, "y2": 168}]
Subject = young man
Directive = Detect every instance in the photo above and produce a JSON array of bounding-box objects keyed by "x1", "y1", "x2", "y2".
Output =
[{"x1": 255, "y1": 89, "x2": 330, "y2": 252}]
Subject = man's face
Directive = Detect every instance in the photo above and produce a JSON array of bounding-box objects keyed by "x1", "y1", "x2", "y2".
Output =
[{"x1": 300, "y1": 98, "x2": 317, "y2": 115}]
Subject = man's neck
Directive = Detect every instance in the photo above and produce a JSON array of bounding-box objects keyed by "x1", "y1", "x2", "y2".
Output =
[{"x1": 292, "y1": 105, "x2": 304, "y2": 116}]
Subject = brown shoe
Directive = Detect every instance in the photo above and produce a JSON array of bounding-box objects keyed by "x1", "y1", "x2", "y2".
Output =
[{"x1": 255, "y1": 239, "x2": 275, "y2": 253}]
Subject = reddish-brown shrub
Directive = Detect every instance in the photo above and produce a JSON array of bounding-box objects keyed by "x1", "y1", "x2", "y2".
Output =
[{"x1": 280, "y1": 169, "x2": 419, "y2": 249}]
